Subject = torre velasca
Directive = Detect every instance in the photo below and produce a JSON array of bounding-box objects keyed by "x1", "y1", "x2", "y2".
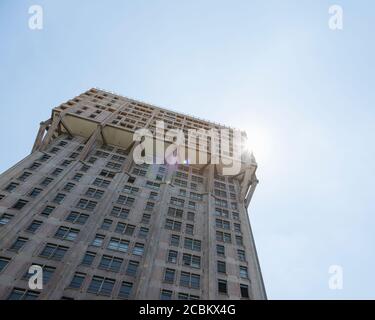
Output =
[{"x1": 0, "y1": 88, "x2": 266, "y2": 300}]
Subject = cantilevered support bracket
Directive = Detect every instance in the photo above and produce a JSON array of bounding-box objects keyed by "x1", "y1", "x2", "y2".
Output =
[
  {"x1": 32, "y1": 119, "x2": 52, "y2": 153},
  {"x1": 79, "y1": 126, "x2": 102, "y2": 161},
  {"x1": 245, "y1": 175, "x2": 259, "y2": 208}
]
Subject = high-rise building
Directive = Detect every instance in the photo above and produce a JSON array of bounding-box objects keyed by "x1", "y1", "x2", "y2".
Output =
[{"x1": 0, "y1": 88, "x2": 266, "y2": 300}]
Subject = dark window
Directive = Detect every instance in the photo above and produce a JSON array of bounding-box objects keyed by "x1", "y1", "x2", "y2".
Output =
[
  {"x1": 39, "y1": 243, "x2": 68, "y2": 261},
  {"x1": 87, "y1": 276, "x2": 115, "y2": 296},
  {"x1": 9, "y1": 237, "x2": 28, "y2": 252},
  {"x1": 5, "y1": 182, "x2": 19, "y2": 192},
  {"x1": 160, "y1": 289, "x2": 173, "y2": 300},
  {"x1": 118, "y1": 282, "x2": 133, "y2": 299},
  {"x1": 12, "y1": 199, "x2": 29, "y2": 210},
  {"x1": 218, "y1": 279, "x2": 227, "y2": 294},
  {"x1": 98, "y1": 255, "x2": 123, "y2": 272},
  {"x1": 0, "y1": 213, "x2": 13, "y2": 226},
  {"x1": 29, "y1": 188, "x2": 43, "y2": 198},
  {"x1": 40, "y1": 206, "x2": 55, "y2": 217},
  {"x1": 81, "y1": 251, "x2": 96, "y2": 266},
  {"x1": 26, "y1": 220, "x2": 43, "y2": 233},
  {"x1": 0, "y1": 257, "x2": 11, "y2": 273},
  {"x1": 126, "y1": 261, "x2": 139, "y2": 277},
  {"x1": 240, "y1": 284, "x2": 249, "y2": 298},
  {"x1": 66, "y1": 211, "x2": 89, "y2": 225},
  {"x1": 54, "y1": 226, "x2": 79, "y2": 241},
  {"x1": 217, "y1": 261, "x2": 226, "y2": 273},
  {"x1": 164, "y1": 268, "x2": 175, "y2": 283},
  {"x1": 40, "y1": 177, "x2": 54, "y2": 187},
  {"x1": 53, "y1": 193, "x2": 66, "y2": 204},
  {"x1": 7, "y1": 288, "x2": 39, "y2": 300}
]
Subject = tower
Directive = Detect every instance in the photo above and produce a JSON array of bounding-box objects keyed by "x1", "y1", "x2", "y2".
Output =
[{"x1": 0, "y1": 88, "x2": 266, "y2": 300}]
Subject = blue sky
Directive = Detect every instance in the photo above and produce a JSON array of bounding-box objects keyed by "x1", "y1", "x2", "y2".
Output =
[{"x1": 1, "y1": 0, "x2": 374, "y2": 299}]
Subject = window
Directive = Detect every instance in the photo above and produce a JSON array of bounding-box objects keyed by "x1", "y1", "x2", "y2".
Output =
[
  {"x1": 51, "y1": 168, "x2": 63, "y2": 177},
  {"x1": 5, "y1": 182, "x2": 19, "y2": 192},
  {"x1": 170, "y1": 234, "x2": 180, "y2": 247},
  {"x1": 88, "y1": 156, "x2": 98, "y2": 164},
  {"x1": 216, "y1": 231, "x2": 231, "y2": 243},
  {"x1": 165, "y1": 219, "x2": 182, "y2": 231},
  {"x1": 187, "y1": 212, "x2": 195, "y2": 221},
  {"x1": 232, "y1": 212, "x2": 239, "y2": 220},
  {"x1": 29, "y1": 162, "x2": 41, "y2": 171},
  {"x1": 236, "y1": 235, "x2": 243, "y2": 246},
  {"x1": 145, "y1": 181, "x2": 160, "y2": 190},
  {"x1": 143, "y1": 202, "x2": 154, "y2": 212},
  {"x1": 0, "y1": 213, "x2": 13, "y2": 226},
  {"x1": 217, "y1": 245, "x2": 225, "y2": 257},
  {"x1": 77, "y1": 199, "x2": 97, "y2": 211},
  {"x1": 108, "y1": 238, "x2": 129, "y2": 253},
  {"x1": 55, "y1": 226, "x2": 79, "y2": 241},
  {"x1": 87, "y1": 276, "x2": 115, "y2": 296},
  {"x1": 40, "y1": 206, "x2": 55, "y2": 217},
  {"x1": 81, "y1": 251, "x2": 96, "y2": 266},
  {"x1": 164, "y1": 268, "x2": 175, "y2": 283},
  {"x1": 182, "y1": 254, "x2": 201, "y2": 269},
  {"x1": 217, "y1": 261, "x2": 226, "y2": 273},
  {"x1": 70, "y1": 152, "x2": 79, "y2": 159},
  {"x1": 111, "y1": 155, "x2": 126, "y2": 163},
  {"x1": 174, "y1": 179, "x2": 187, "y2": 187},
  {"x1": 95, "y1": 151, "x2": 109, "y2": 158},
  {"x1": 188, "y1": 201, "x2": 196, "y2": 209},
  {"x1": 50, "y1": 147, "x2": 60, "y2": 154},
  {"x1": 237, "y1": 249, "x2": 246, "y2": 261},
  {"x1": 23, "y1": 264, "x2": 55, "y2": 285},
  {"x1": 190, "y1": 192, "x2": 203, "y2": 201},
  {"x1": 184, "y1": 238, "x2": 201, "y2": 252},
  {"x1": 132, "y1": 168, "x2": 146, "y2": 176},
  {"x1": 216, "y1": 219, "x2": 230, "y2": 230},
  {"x1": 117, "y1": 195, "x2": 135, "y2": 206},
  {"x1": 99, "y1": 255, "x2": 123, "y2": 272},
  {"x1": 91, "y1": 234, "x2": 105, "y2": 247},
  {"x1": 100, "y1": 169, "x2": 116, "y2": 179},
  {"x1": 240, "y1": 266, "x2": 248, "y2": 279},
  {"x1": 12, "y1": 199, "x2": 29, "y2": 210},
  {"x1": 178, "y1": 293, "x2": 200, "y2": 300},
  {"x1": 132, "y1": 243, "x2": 144, "y2": 256},
  {"x1": 168, "y1": 207, "x2": 183, "y2": 219},
  {"x1": 63, "y1": 182, "x2": 76, "y2": 192},
  {"x1": 215, "y1": 208, "x2": 229, "y2": 218},
  {"x1": 149, "y1": 192, "x2": 158, "y2": 200},
  {"x1": 0, "y1": 257, "x2": 11, "y2": 273},
  {"x1": 123, "y1": 185, "x2": 139, "y2": 194},
  {"x1": 92, "y1": 178, "x2": 111, "y2": 188},
  {"x1": 68, "y1": 272, "x2": 86, "y2": 289},
  {"x1": 7, "y1": 288, "x2": 40, "y2": 300},
  {"x1": 61, "y1": 160, "x2": 72, "y2": 167},
  {"x1": 85, "y1": 188, "x2": 105, "y2": 199},
  {"x1": 110, "y1": 206, "x2": 129, "y2": 219},
  {"x1": 231, "y1": 202, "x2": 238, "y2": 210},
  {"x1": 215, "y1": 198, "x2": 228, "y2": 208},
  {"x1": 170, "y1": 197, "x2": 184, "y2": 207},
  {"x1": 40, "y1": 177, "x2": 54, "y2": 187},
  {"x1": 218, "y1": 279, "x2": 227, "y2": 294},
  {"x1": 39, "y1": 243, "x2": 68, "y2": 261},
  {"x1": 18, "y1": 172, "x2": 32, "y2": 182},
  {"x1": 167, "y1": 250, "x2": 178, "y2": 264},
  {"x1": 53, "y1": 193, "x2": 66, "y2": 204},
  {"x1": 72, "y1": 173, "x2": 83, "y2": 182},
  {"x1": 115, "y1": 222, "x2": 135, "y2": 236},
  {"x1": 9, "y1": 237, "x2": 28, "y2": 252},
  {"x1": 39, "y1": 154, "x2": 51, "y2": 162},
  {"x1": 106, "y1": 162, "x2": 121, "y2": 170},
  {"x1": 80, "y1": 164, "x2": 91, "y2": 173},
  {"x1": 118, "y1": 282, "x2": 133, "y2": 299},
  {"x1": 160, "y1": 289, "x2": 173, "y2": 300},
  {"x1": 141, "y1": 213, "x2": 151, "y2": 224},
  {"x1": 101, "y1": 219, "x2": 113, "y2": 230},
  {"x1": 126, "y1": 260, "x2": 139, "y2": 277},
  {"x1": 185, "y1": 224, "x2": 194, "y2": 235},
  {"x1": 180, "y1": 272, "x2": 200, "y2": 289},
  {"x1": 240, "y1": 284, "x2": 249, "y2": 298},
  {"x1": 138, "y1": 227, "x2": 149, "y2": 239},
  {"x1": 29, "y1": 188, "x2": 42, "y2": 198},
  {"x1": 26, "y1": 220, "x2": 43, "y2": 233},
  {"x1": 66, "y1": 211, "x2": 89, "y2": 225}
]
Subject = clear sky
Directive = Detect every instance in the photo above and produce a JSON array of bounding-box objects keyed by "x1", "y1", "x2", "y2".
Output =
[{"x1": 1, "y1": 0, "x2": 374, "y2": 299}]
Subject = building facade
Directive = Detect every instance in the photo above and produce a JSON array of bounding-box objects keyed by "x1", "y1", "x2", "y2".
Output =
[{"x1": 0, "y1": 88, "x2": 266, "y2": 300}]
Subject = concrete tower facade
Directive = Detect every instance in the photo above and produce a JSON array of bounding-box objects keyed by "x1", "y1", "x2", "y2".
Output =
[{"x1": 0, "y1": 88, "x2": 266, "y2": 300}]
